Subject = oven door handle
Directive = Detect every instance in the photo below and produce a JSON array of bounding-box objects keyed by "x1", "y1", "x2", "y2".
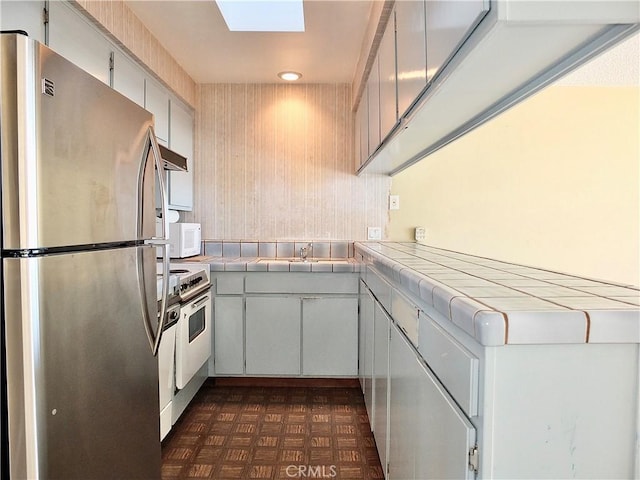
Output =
[{"x1": 190, "y1": 296, "x2": 210, "y2": 310}]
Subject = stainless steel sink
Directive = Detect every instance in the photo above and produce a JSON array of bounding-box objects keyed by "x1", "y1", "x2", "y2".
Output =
[{"x1": 255, "y1": 258, "x2": 351, "y2": 264}]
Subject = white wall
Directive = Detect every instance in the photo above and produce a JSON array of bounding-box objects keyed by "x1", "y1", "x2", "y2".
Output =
[{"x1": 389, "y1": 34, "x2": 640, "y2": 286}]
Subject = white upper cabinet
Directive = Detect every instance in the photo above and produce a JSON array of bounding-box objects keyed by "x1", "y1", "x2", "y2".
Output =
[
  {"x1": 425, "y1": 0, "x2": 486, "y2": 84},
  {"x1": 168, "y1": 99, "x2": 194, "y2": 211},
  {"x1": 354, "y1": 95, "x2": 366, "y2": 170},
  {"x1": 47, "y1": 2, "x2": 111, "y2": 85},
  {"x1": 1, "y1": 1, "x2": 45, "y2": 44},
  {"x1": 395, "y1": 0, "x2": 427, "y2": 117},
  {"x1": 357, "y1": 86, "x2": 369, "y2": 166},
  {"x1": 366, "y1": 56, "x2": 381, "y2": 156},
  {"x1": 144, "y1": 78, "x2": 169, "y2": 144},
  {"x1": 112, "y1": 50, "x2": 145, "y2": 108},
  {"x1": 359, "y1": 0, "x2": 639, "y2": 175},
  {"x1": 378, "y1": 11, "x2": 398, "y2": 141}
]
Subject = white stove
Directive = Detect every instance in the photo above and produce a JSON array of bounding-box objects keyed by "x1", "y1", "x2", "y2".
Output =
[
  {"x1": 156, "y1": 262, "x2": 212, "y2": 440},
  {"x1": 156, "y1": 263, "x2": 211, "y2": 303}
]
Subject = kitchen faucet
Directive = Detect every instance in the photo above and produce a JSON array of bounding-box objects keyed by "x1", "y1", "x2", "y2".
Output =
[{"x1": 299, "y1": 242, "x2": 313, "y2": 262}]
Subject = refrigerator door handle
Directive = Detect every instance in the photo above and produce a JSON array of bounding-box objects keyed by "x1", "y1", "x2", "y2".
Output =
[{"x1": 139, "y1": 128, "x2": 169, "y2": 356}]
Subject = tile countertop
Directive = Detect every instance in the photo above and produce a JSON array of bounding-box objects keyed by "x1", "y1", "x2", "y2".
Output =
[
  {"x1": 355, "y1": 242, "x2": 640, "y2": 346},
  {"x1": 177, "y1": 255, "x2": 360, "y2": 273}
]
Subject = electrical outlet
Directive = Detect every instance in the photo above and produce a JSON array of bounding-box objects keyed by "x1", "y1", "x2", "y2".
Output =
[
  {"x1": 389, "y1": 195, "x2": 400, "y2": 210},
  {"x1": 415, "y1": 226, "x2": 426, "y2": 242},
  {"x1": 367, "y1": 227, "x2": 382, "y2": 241}
]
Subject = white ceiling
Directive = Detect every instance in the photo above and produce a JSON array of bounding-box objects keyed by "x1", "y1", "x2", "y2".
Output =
[{"x1": 125, "y1": 0, "x2": 373, "y2": 84}]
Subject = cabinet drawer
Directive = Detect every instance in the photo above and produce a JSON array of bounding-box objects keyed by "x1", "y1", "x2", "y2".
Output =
[
  {"x1": 215, "y1": 273, "x2": 245, "y2": 294},
  {"x1": 366, "y1": 267, "x2": 392, "y2": 313},
  {"x1": 419, "y1": 312, "x2": 479, "y2": 416},
  {"x1": 391, "y1": 289, "x2": 419, "y2": 347},
  {"x1": 245, "y1": 273, "x2": 357, "y2": 294}
]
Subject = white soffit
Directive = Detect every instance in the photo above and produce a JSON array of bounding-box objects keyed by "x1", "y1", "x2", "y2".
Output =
[{"x1": 216, "y1": 0, "x2": 305, "y2": 32}]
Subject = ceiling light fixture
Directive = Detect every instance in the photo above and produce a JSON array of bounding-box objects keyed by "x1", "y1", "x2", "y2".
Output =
[
  {"x1": 216, "y1": 0, "x2": 305, "y2": 32},
  {"x1": 278, "y1": 71, "x2": 302, "y2": 81}
]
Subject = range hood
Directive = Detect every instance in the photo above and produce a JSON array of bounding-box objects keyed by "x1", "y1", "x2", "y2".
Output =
[{"x1": 158, "y1": 144, "x2": 187, "y2": 172}]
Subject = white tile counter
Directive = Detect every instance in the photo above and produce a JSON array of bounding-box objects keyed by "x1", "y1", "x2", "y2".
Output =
[
  {"x1": 179, "y1": 241, "x2": 360, "y2": 273},
  {"x1": 181, "y1": 255, "x2": 360, "y2": 273},
  {"x1": 356, "y1": 242, "x2": 640, "y2": 345}
]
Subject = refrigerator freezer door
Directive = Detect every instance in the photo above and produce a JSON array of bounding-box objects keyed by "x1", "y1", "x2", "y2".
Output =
[
  {"x1": 1, "y1": 34, "x2": 156, "y2": 250},
  {"x1": 3, "y1": 246, "x2": 160, "y2": 479}
]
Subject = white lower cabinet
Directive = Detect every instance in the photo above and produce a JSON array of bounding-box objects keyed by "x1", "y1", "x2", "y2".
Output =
[
  {"x1": 302, "y1": 297, "x2": 358, "y2": 376},
  {"x1": 245, "y1": 296, "x2": 301, "y2": 375},
  {"x1": 373, "y1": 301, "x2": 390, "y2": 474},
  {"x1": 361, "y1": 265, "x2": 639, "y2": 479},
  {"x1": 158, "y1": 322, "x2": 177, "y2": 441},
  {"x1": 213, "y1": 296, "x2": 244, "y2": 375},
  {"x1": 358, "y1": 283, "x2": 375, "y2": 421},
  {"x1": 413, "y1": 340, "x2": 476, "y2": 480},
  {"x1": 388, "y1": 322, "x2": 419, "y2": 480},
  {"x1": 212, "y1": 272, "x2": 359, "y2": 378},
  {"x1": 365, "y1": 279, "x2": 477, "y2": 480}
]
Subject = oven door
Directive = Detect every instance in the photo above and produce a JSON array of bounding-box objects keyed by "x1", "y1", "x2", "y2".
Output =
[{"x1": 175, "y1": 291, "x2": 212, "y2": 389}]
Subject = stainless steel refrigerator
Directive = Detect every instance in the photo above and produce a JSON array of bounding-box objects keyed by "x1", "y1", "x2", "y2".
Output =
[{"x1": 1, "y1": 33, "x2": 170, "y2": 479}]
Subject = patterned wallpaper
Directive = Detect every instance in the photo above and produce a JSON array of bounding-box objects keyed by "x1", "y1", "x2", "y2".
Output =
[{"x1": 187, "y1": 84, "x2": 391, "y2": 241}]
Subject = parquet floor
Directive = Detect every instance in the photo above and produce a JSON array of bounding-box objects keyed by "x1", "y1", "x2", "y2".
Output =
[{"x1": 161, "y1": 379, "x2": 384, "y2": 479}]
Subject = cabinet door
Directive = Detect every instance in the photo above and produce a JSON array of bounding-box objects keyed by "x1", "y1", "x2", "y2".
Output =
[
  {"x1": 378, "y1": 11, "x2": 397, "y2": 141},
  {"x1": 1, "y1": 1, "x2": 45, "y2": 44},
  {"x1": 396, "y1": 0, "x2": 427, "y2": 116},
  {"x1": 214, "y1": 296, "x2": 244, "y2": 375},
  {"x1": 145, "y1": 77, "x2": 169, "y2": 144},
  {"x1": 354, "y1": 100, "x2": 363, "y2": 170},
  {"x1": 302, "y1": 297, "x2": 358, "y2": 376},
  {"x1": 425, "y1": 0, "x2": 488, "y2": 83},
  {"x1": 357, "y1": 87, "x2": 369, "y2": 166},
  {"x1": 48, "y1": 1, "x2": 111, "y2": 84},
  {"x1": 366, "y1": 56, "x2": 381, "y2": 155},
  {"x1": 415, "y1": 357, "x2": 477, "y2": 480},
  {"x1": 359, "y1": 285, "x2": 375, "y2": 412},
  {"x1": 373, "y1": 301, "x2": 390, "y2": 473},
  {"x1": 245, "y1": 296, "x2": 300, "y2": 375},
  {"x1": 389, "y1": 323, "x2": 419, "y2": 480},
  {"x1": 168, "y1": 99, "x2": 194, "y2": 211},
  {"x1": 112, "y1": 50, "x2": 145, "y2": 107}
]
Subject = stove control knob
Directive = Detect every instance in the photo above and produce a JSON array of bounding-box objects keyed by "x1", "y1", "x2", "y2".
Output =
[{"x1": 169, "y1": 311, "x2": 179, "y2": 320}]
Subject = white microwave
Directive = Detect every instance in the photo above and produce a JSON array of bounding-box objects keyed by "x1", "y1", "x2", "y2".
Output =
[{"x1": 168, "y1": 223, "x2": 201, "y2": 258}]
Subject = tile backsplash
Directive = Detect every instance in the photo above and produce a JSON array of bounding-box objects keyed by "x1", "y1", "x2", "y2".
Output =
[{"x1": 204, "y1": 241, "x2": 354, "y2": 259}]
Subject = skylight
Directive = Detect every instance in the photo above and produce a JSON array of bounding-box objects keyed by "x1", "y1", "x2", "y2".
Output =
[{"x1": 216, "y1": 0, "x2": 305, "y2": 32}]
